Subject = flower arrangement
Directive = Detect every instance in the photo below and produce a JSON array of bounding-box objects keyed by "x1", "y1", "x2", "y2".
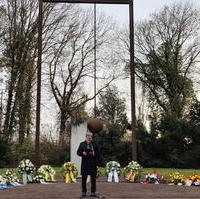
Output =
[
  {"x1": 126, "y1": 161, "x2": 142, "y2": 172},
  {"x1": 168, "y1": 172, "x2": 184, "y2": 185},
  {"x1": 18, "y1": 159, "x2": 35, "y2": 174},
  {"x1": 33, "y1": 175, "x2": 45, "y2": 183},
  {"x1": 0, "y1": 175, "x2": 7, "y2": 185},
  {"x1": 106, "y1": 161, "x2": 121, "y2": 174},
  {"x1": 106, "y1": 161, "x2": 121, "y2": 182},
  {"x1": 38, "y1": 165, "x2": 56, "y2": 182},
  {"x1": 125, "y1": 161, "x2": 142, "y2": 182},
  {"x1": 184, "y1": 174, "x2": 200, "y2": 186},
  {"x1": 3, "y1": 170, "x2": 19, "y2": 184},
  {"x1": 18, "y1": 159, "x2": 35, "y2": 184},
  {"x1": 0, "y1": 175, "x2": 14, "y2": 189},
  {"x1": 63, "y1": 162, "x2": 78, "y2": 183},
  {"x1": 143, "y1": 172, "x2": 167, "y2": 184}
]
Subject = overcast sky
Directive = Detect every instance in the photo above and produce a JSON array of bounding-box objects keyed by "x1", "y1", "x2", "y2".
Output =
[
  {"x1": 42, "y1": 0, "x2": 200, "y2": 132},
  {"x1": 79, "y1": 0, "x2": 200, "y2": 122},
  {"x1": 81, "y1": 0, "x2": 200, "y2": 24}
]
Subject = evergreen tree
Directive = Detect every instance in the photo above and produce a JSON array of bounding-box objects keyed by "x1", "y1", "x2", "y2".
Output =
[{"x1": 94, "y1": 86, "x2": 131, "y2": 166}]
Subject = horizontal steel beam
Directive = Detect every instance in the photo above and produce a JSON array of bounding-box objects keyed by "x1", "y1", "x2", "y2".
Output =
[{"x1": 42, "y1": 0, "x2": 130, "y2": 4}]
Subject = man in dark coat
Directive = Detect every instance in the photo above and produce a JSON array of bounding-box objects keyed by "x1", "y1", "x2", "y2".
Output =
[{"x1": 77, "y1": 132, "x2": 99, "y2": 197}]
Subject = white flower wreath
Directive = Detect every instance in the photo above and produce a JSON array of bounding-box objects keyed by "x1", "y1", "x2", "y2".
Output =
[{"x1": 106, "y1": 161, "x2": 121, "y2": 174}]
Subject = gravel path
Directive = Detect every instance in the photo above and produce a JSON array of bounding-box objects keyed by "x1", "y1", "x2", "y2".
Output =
[{"x1": 1, "y1": 182, "x2": 200, "y2": 199}]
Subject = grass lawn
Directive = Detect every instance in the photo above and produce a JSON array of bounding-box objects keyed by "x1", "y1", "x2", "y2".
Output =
[
  {"x1": 143, "y1": 168, "x2": 200, "y2": 176},
  {"x1": 1, "y1": 167, "x2": 200, "y2": 178}
]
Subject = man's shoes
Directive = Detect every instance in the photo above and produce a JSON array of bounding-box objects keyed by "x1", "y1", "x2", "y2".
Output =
[
  {"x1": 81, "y1": 192, "x2": 86, "y2": 197},
  {"x1": 90, "y1": 193, "x2": 99, "y2": 198}
]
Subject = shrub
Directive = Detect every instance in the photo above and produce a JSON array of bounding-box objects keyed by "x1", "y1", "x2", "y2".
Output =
[{"x1": 0, "y1": 138, "x2": 11, "y2": 168}]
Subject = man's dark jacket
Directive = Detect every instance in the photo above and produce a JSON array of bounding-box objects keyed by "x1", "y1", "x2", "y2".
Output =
[{"x1": 77, "y1": 141, "x2": 99, "y2": 176}]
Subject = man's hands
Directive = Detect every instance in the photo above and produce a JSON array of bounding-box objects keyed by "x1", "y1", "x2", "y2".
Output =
[
  {"x1": 89, "y1": 152, "x2": 95, "y2": 156},
  {"x1": 83, "y1": 151, "x2": 95, "y2": 156}
]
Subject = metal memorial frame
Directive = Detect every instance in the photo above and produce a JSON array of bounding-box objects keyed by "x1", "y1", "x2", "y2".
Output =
[{"x1": 36, "y1": 0, "x2": 136, "y2": 164}]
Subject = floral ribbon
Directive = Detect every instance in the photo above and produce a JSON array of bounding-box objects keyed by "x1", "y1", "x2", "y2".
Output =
[
  {"x1": 0, "y1": 184, "x2": 14, "y2": 189},
  {"x1": 126, "y1": 171, "x2": 136, "y2": 182},
  {"x1": 44, "y1": 173, "x2": 55, "y2": 182},
  {"x1": 22, "y1": 173, "x2": 32, "y2": 184},
  {"x1": 107, "y1": 169, "x2": 119, "y2": 183},
  {"x1": 65, "y1": 171, "x2": 76, "y2": 183}
]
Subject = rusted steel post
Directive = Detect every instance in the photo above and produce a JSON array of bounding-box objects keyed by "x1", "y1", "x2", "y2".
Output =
[
  {"x1": 129, "y1": 0, "x2": 137, "y2": 161},
  {"x1": 35, "y1": 0, "x2": 43, "y2": 166},
  {"x1": 94, "y1": 3, "x2": 97, "y2": 116},
  {"x1": 43, "y1": 0, "x2": 130, "y2": 4},
  {"x1": 40, "y1": 0, "x2": 135, "y2": 161}
]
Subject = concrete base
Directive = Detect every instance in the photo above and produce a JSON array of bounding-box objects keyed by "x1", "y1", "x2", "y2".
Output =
[{"x1": 70, "y1": 122, "x2": 87, "y2": 177}]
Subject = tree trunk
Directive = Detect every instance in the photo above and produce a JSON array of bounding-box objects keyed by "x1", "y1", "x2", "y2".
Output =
[
  {"x1": 17, "y1": 65, "x2": 33, "y2": 144},
  {"x1": 0, "y1": 91, "x2": 3, "y2": 134},
  {"x1": 59, "y1": 109, "x2": 70, "y2": 148},
  {"x1": 18, "y1": 111, "x2": 26, "y2": 144},
  {"x1": 3, "y1": 68, "x2": 18, "y2": 139}
]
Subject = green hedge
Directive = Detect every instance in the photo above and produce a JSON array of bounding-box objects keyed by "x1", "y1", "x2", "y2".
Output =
[{"x1": 1, "y1": 167, "x2": 200, "y2": 178}]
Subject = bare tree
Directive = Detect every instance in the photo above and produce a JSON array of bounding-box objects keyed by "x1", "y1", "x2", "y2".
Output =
[
  {"x1": 1, "y1": 0, "x2": 78, "y2": 143},
  {"x1": 45, "y1": 8, "x2": 116, "y2": 147}
]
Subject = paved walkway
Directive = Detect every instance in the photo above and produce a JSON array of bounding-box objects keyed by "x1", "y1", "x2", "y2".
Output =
[{"x1": 1, "y1": 182, "x2": 200, "y2": 199}]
